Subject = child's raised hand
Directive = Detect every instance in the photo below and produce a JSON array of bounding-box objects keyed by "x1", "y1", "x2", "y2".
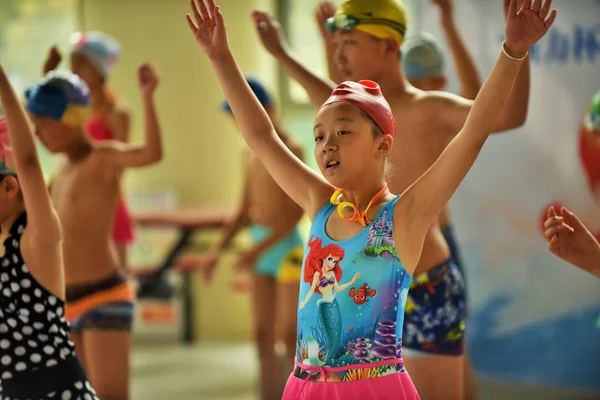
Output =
[
  {"x1": 251, "y1": 11, "x2": 288, "y2": 58},
  {"x1": 504, "y1": 0, "x2": 557, "y2": 57},
  {"x1": 315, "y1": 2, "x2": 337, "y2": 40},
  {"x1": 543, "y1": 206, "x2": 600, "y2": 274},
  {"x1": 186, "y1": 0, "x2": 229, "y2": 60},
  {"x1": 43, "y1": 46, "x2": 62, "y2": 74},
  {"x1": 137, "y1": 63, "x2": 159, "y2": 96},
  {"x1": 430, "y1": 0, "x2": 453, "y2": 16}
]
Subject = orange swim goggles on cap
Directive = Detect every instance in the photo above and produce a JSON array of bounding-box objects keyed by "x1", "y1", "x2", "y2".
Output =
[{"x1": 330, "y1": 184, "x2": 389, "y2": 227}]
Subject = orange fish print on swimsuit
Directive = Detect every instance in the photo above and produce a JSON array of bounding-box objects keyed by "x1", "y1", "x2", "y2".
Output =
[{"x1": 349, "y1": 283, "x2": 376, "y2": 305}]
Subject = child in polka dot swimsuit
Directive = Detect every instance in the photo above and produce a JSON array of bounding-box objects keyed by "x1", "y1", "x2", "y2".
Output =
[{"x1": 0, "y1": 65, "x2": 98, "y2": 398}]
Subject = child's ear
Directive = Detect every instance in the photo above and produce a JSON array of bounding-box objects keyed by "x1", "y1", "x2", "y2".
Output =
[
  {"x1": 3, "y1": 176, "x2": 21, "y2": 200},
  {"x1": 378, "y1": 135, "x2": 393, "y2": 154}
]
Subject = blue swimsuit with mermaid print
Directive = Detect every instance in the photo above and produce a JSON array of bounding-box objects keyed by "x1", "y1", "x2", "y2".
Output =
[{"x1": 293, "y1": 196, "x2": 412, "y2": 382}]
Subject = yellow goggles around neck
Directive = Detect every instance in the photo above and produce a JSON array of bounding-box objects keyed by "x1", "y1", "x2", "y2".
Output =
[{"x1": 329, "y1": 184, "x2": 389, "y2": 227}]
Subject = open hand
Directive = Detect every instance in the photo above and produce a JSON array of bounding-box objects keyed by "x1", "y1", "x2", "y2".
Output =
[
  {"x1": 186, "y1": 0, "x2": 229, "y2": 60},
  {"x1": 543, "y1": 206, "x2": 600, "y2": 276},
  {"x1": 43, "y1": 46, "x2": 62, "y2": 74},
  {"x1": 251, "y1": 11, "x2": 289, "y2": 58},
  {"x1": 504, "y1": 0, "x2": 557, "y2": 57},
  {"x1": 138, "y1": 63, "x2": 159, "y2": 95},
  {"x1": 315, "y1": 2, "x2": 337, "y2": 40}
]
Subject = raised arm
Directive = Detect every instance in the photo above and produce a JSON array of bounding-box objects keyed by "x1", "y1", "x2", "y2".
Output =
[
  {"x1": 42, "y1": 46, "x2": 62, "y2": 75},
  {"x1": 433, "y1": 0, "x2": 481, "y2": 99},
  {"x1": 315, "y1": 1, "x2": 344, "y2": 84},
  {"x1": 251, "y1": 10, "x2": 335, "y2": 108},
  {"x1": 436, "y1": 0, "x2": 539, "y2": 134},
  {"x1": 397, "y1": 1, "x2": 556, "y2": 266},
  {"x1": 0, "y1": 63, "x2": 61, "y2": 242},
  {"x1": 186, "y1": 0, "x2": 332, "y2": 218},
  {"x1": 102, "y1": 63, "x2": 163, "y2": 168},
  {"x1": 109, "y1": 105, "x2": 131, "y2": 143}
]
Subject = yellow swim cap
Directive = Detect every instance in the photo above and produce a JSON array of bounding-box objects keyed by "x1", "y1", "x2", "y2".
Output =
[
  {"x1": 61, "y1": 105, "x2": 90, "y2": 128},
  {"x1": 333, "y1": 0, "x2": 407, "y2": 45}
]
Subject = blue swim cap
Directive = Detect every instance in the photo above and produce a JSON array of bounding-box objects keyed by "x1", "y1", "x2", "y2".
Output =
[
  {"x1": 401, "y1": 32, "x2": 445, "y2": 79},
  {"x1": 221, "y1": 76, "x2": 272, "y2": 113},
  {"x1": 25, "y1": 70, "x2": 90, "y2": 126}
]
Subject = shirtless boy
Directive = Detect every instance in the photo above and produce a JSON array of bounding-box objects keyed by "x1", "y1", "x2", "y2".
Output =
[
  {"x1": 25, "y1": 64, "x2": 163, "y2": 400},
  {"x1": 400, "y1": 0, "x2": 481, "y2": 396},
  {"x1": 43, "y1": 31, "x2": 135, "y2": 269},
  {"x1": 201, "y1": 77, "x2": 304, "y2": 400}
]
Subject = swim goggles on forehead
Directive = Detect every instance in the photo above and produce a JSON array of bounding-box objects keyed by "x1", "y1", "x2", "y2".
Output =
[{"x1": 325, "y1": 14, "x2": 406, "y2": 37}]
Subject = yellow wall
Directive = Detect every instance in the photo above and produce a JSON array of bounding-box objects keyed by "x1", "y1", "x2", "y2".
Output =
[
  {"x1": 82, "y1": 0, "x2": 276, "y2": 341},
  {"x1": 82, "y1": 0, "x2": 276, "y2": 206}
]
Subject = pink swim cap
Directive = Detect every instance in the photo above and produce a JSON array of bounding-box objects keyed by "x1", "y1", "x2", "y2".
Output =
[
  {"x1": 321, "y1": 80, "x2": 396, "y2": 137},
  {"x1": 0, "y1": 117, "x2": 16, "y2": 175}
]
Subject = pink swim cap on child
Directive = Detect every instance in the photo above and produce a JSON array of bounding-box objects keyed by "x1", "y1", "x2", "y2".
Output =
[
  {"x1": 0, "y1": 117, "x2": 16, "y2": 175},
  {"x1": 321, "y1": 80, "x2": 396, "y2": 137}
]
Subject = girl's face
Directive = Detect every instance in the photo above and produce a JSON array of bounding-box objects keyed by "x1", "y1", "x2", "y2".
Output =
[
  {"x1": 70, "y1": 52, "x2": 103, "y2": 89},
  {"x1": 313, "y1": 102, "x2": 391, "y2": 188},
  {"x1": 323, "y1": 254, "x2": 340, "y2": 271}
]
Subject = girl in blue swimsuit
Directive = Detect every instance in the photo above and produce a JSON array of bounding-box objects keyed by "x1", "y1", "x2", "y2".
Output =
[{"x1": 185, "y1": 0, "x2": 555, "y2": 398}]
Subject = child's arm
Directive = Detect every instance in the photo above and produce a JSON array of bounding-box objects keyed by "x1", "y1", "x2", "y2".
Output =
[
  {"x1": 102, "y1": 63, "x2": 162, "y2": 168},
  {"x1": 207, "y1": 152, "x2": 251, "y2": 259},
  {"x1": 0, "y1": 64, "x2": 61, "y2": 242},
  {"x1": 435, "y1": 0, "x2": 540, "y2": 134},
  {"x1": 434, "y1": 0, "x2": 481, "y2": 100},
  {"x1": 109, "y1": 105, "x2": 131, "y2": 143},
  {"x1": 314, "y1": 1, "x2": 344, "y2": 84},
  {"x1": 396, "y1": 2, "x2": 556, "y2": 268},
  {"x1": 251, "y1": 10, "x2": 335, "y2": 108},
  {"x1": 42, "y1": 46, "x2": 62, "y2": 75},
  {"x1": 544, "y1": 206, "x2": 600, "y2": 279},
  {"x1": 187, "y1": 0, "x2": 333, "y2": 219}
]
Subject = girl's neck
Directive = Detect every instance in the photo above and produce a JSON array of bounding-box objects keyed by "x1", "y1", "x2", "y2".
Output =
[
  {"x1": 89, "y1": 85, "x2": 108, "y2": 109},
  {"x1": 338, "y1": 181, "x2": 389, "y2": 211}
]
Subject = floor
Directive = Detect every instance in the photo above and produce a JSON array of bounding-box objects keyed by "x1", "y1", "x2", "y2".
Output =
[{"x1": 131, "y1": 342, "x2": 599, "y2": 400}]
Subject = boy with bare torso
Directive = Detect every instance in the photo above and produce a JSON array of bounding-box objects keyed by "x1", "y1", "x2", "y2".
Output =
[
  {"x1": 44, "y1": 31, "x2": 135, "y2": 270},
  {"x1": 248, "y1": 0, "x2": 553, "y2": 398},
  {"x1": 26, "y1": 64, "x2": 163, "y2": 400},
  {"x1": 201, "y1": 77, "x2": 304, "y2": 400}
]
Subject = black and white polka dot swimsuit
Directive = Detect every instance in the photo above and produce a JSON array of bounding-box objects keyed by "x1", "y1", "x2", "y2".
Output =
[{"x1": 0, "y1": 213, "x2": 98, "y2": 400}]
